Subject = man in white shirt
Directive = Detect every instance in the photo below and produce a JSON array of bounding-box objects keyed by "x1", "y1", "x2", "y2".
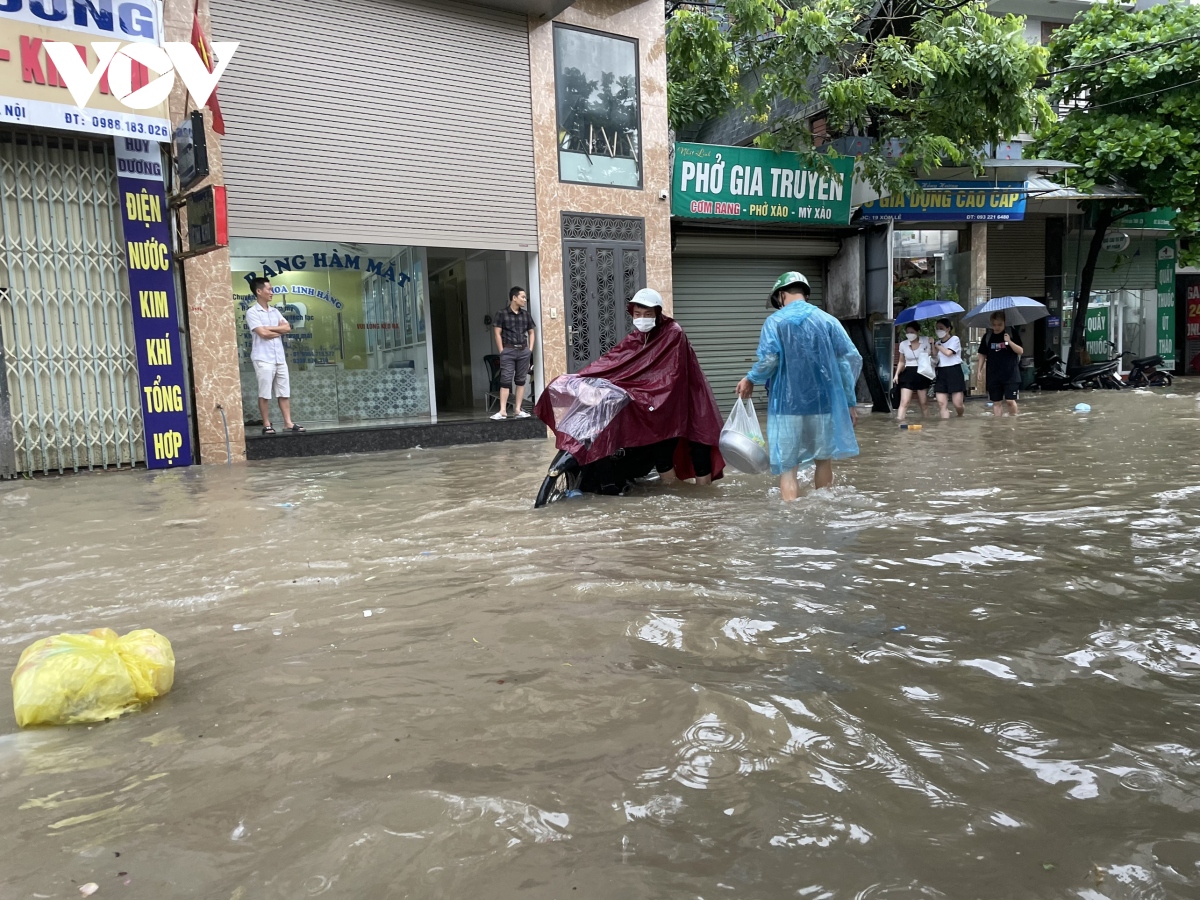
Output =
[{"x1": 245, "y1": 277, "x2": 304, "y2": 434}]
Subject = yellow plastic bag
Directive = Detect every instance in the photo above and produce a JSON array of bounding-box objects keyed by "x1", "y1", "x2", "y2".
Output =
[{"x1": 11, "y1": 628, "x2": 174, "y2": 727}]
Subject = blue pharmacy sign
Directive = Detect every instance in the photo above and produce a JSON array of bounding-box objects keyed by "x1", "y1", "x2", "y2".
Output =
[
  {"x1": 114, "y1": 137, "x2": 193, "y2": 469},
  {"x1": 860, "y1": 181, "x2": 1027, "y2": 222}
]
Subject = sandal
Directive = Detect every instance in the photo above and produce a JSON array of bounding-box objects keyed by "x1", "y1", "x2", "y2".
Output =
[
  {"x1": 262, "y1": 425, "x2": 277, "y2": 435},
  {"x1": 288, "y1": 424, "x2": 306, "y2": 433}
]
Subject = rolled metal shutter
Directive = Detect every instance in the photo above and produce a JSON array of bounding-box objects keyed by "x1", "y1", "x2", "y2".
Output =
[
  {"x1": 987, "y1": 219, "x2": 1046, "y2": 297},
  {"x1": 1065, "y1": 235, "x2": 1157, "y2": 292},
  {"x1": 210, "y1": 0, "x2": 539, "y2": 250},
  {"x1": 673, "y1": 255, "x2": 824, "y2": 414}
]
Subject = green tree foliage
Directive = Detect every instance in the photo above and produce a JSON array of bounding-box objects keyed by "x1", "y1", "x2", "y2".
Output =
[
  {"x1": 666, "y1": 0, "x2": 1050, "y2": 194},
  {"x1": 1030, "y1": 1, "x2": 1200, "y2": 366}
]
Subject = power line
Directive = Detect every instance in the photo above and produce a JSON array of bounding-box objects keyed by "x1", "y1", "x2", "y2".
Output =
[
  {"x1": 1074, "y1": 75, "x2": 1200, "y2": 110},
  {"x1": 1044, "y1": 33, "x2": 1200, "y2": 78}
]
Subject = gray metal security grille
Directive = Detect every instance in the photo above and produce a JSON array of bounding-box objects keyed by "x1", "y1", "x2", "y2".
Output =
[
  {"x1": 0, "y1": 323, "x2": 15, "y2": 478},
  {"x1": 0, "y1": 129, "x2": 143, "y2": 475},
  {"x1": 673, "y1": 255, "x2": 824, "y2": 414},
  {"x1": 562, "y1": 214, "x2": 645, "y2": 372},
  {"x1": 210, "y1": 0, "x2": 539, "y2": 250}
]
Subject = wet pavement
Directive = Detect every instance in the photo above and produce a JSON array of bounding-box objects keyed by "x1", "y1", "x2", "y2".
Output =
[{"x1": 2, "y1": 389, "x2": 1199, "y2": 899}]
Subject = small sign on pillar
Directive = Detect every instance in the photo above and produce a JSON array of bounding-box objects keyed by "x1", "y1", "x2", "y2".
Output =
[{"x1": 186, "y1": 184, "x2": 228, "y2": 253}]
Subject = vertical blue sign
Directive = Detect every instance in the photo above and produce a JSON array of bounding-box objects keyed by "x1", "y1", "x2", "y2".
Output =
[{"x1": 114, "y1": 138, "x2": 193, "y2": 469}]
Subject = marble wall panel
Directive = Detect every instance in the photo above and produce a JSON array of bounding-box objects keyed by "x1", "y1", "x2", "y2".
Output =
[
  {"x1": 528, "y1": 0, "x2": 673, "y2": 383},
  {"x1": 164, "y1": 0, "x2": 245, "y2": 463}
]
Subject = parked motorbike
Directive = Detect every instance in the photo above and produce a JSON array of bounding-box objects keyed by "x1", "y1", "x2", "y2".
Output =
[
  {"x1": 1034, "y1": 353, "x2": 1122, "y2": 391},
  {"x1": 1120, "y1": 351, "x2": 1174, "y2": 387}
]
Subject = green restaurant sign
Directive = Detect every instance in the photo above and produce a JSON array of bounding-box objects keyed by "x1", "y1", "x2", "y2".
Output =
[{"x1": 672, "y1": 142, "x2": 855, "y2": 225}]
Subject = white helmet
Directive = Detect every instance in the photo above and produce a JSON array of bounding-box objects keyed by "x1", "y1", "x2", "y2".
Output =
[{"x1": 630, "y1": 288, "x2": 664, "y2": 309}]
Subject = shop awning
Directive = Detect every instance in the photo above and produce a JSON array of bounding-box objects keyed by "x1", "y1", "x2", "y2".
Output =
[{"x1": 1024, "y1": 176, "x2": 1143, "y2": 201}]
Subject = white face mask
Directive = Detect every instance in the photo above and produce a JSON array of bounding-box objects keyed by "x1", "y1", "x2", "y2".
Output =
[
  {"x1": 632, "y1": 317, "x2": 656, "y2": 333},
  {"x1": 935, "y1": 329, "x2": 948, "y2": 339},
  {"x1": 906, "y1": 332, "x2": 919, "y2": 342}
]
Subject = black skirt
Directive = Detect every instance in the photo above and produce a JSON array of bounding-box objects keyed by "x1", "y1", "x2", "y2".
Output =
[
  {"x1": 898, "y1": 368, "x2": 933, "y2": 391},
  {"x1": 934, "y1": 364, "x2": 966, "y2": 395}
]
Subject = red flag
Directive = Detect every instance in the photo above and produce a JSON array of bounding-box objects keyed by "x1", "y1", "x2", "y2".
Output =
[{"x1": 190, "y1": 14, "x2": 226, "y2": 135}]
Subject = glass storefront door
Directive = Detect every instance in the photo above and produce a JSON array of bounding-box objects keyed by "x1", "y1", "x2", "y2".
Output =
[
  {"x1": 230, "y1": 239, "x2": 433, "y2": 429},
  {"x1": 231, "y1": 240, "x2": 535, "y2": 429}
]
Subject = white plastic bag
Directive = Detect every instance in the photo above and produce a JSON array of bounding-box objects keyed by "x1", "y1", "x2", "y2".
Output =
[
  {"x1": 719, "y1": 398, "x2": 770, "y2": 474},
  {"x1": 917, "y1": 351, "x2": 936, "y2": 381}
]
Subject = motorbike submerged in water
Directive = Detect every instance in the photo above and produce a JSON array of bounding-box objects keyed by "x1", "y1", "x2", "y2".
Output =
[
  {"x1": 530, "y1": 309, "x2": 727, "y2": 509},
  {"x1": 531, "y1": 375, "x2": 722, "y2": 508}
]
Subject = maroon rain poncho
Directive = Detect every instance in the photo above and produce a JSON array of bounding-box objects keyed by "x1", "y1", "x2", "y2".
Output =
[{"x1": 535, "y1": 316, "x2": 726, "y2": 481}]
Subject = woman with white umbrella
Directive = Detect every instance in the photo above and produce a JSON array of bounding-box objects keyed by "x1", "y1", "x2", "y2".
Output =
[
  {"x1": 978, "y1": 311, "x2": 1025, "y2": 416},
  {"x1": 962, "y1": 297, "x2": 1048, "y2": 418}
]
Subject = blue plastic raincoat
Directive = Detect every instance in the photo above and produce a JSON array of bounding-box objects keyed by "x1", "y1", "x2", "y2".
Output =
[{"x1": 745, "y1": 301, "x2": 862, "y2": 474}]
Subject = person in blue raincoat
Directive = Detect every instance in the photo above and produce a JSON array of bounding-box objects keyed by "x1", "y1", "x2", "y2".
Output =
[{"x1": 735, "y1": 271, "x2": 862, "y2": 499}]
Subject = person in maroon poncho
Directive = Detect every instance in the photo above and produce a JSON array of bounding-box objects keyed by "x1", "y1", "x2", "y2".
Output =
[{"x1": 534, "y1": 288, "x2": 725, "y2": 500}]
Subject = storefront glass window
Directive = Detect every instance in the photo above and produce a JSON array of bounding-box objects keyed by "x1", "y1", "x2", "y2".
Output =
[
  {"x1": 553, "y1": 25, "x2": 641, "y2": 189},
  {"x1": 230, "y1": 239, "x2": 431, "y2": 429},
  {"x1": 893, "y1": 229, "x2": 961, "y2": 318}
]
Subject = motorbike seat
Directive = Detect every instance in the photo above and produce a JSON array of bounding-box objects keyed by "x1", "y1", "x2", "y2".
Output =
[{"x1": 1132, "y1": 355, "x2": 1163, "y2": 368}]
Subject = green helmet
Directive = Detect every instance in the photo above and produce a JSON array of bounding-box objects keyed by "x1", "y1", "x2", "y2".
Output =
[{"x1": 770, "y1": 271, "x2": 810, "y2": 308}]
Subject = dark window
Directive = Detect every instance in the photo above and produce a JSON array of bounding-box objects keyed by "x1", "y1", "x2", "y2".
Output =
[{"x1": 553, "y1": 25, "x2": 642, "y2": 189}]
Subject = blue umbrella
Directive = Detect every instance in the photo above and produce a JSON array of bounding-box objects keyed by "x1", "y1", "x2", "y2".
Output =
[
  {"x1": 962, "y1": 296, "x2": 1050, "y2": 328},
  {"x1": 894, "y1": 299, "x2": 965, "y2": 326}
]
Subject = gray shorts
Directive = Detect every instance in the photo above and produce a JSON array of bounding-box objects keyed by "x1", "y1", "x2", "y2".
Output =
[{"x1": 499, "y1": 348, "x2": 531, "y2": 388}]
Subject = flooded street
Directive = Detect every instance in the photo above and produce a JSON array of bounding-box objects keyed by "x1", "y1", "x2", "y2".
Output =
[{"x1": 3, "y1": 390, "x2": 1200, "y2": 899}]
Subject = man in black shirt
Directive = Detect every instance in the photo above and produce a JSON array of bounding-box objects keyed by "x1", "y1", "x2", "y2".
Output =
[
  {"x1": 492, "y1": 286, "x2": 536, "y2": 419},
  {"x1": 978, "y1": 311, "x2": 1024, "y2": 416}
]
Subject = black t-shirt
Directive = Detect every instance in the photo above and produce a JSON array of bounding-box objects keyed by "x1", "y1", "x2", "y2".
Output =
[{"x1": 979, "y1": 331, "x2": 1020, "y2": 384}]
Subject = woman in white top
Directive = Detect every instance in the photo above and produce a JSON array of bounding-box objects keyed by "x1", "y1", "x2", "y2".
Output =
[
  {"x1": 931, "y1": 317, "x2": 966, "y2": 418},
  {"x1": 893, "y1": 324, "x2": 932, "y2": 422}
]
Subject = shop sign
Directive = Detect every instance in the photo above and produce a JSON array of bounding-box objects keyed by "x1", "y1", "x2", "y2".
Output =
[
  {"x1": 672, "y1": 142, "x2": 854, "y2": 225},
  {"x1": 1121, "y1": 207, "x2": 1176, "y2": 230},
  {"x1": 860, "y1": 181, "x2": 1026, "y2": 222},
  {"x1": 114, "y1": 137, "x2": 192, "y2": 469},
  {"x1": 242, "y1": 251, "x2": 411, "y2": 287},
  {"x1": 1101, "y1": 232, "x2": 1130, "y2": 253},
  {"x1": 185, "y1": 184, "x2": 227, "y2": 253},
  {"x1": 174, "y1": 109, "x2": 209, "y2": 189},
  {"x1": 0, "y1": 2, "x2": 171, "y2": 139},
  {"x1": 1156, "y1": 239, "x2": 1176, "y2": 366},
  {"x1": 1184, "y1": 276, "x2": 1200, "y2": 374},
  {"x1": 1084, "y1": 300, "x2": 1110, "y2": 360}
]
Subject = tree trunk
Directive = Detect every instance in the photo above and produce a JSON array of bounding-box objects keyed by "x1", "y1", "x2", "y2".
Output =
[{"x1": 1068, "y1": 206, "x2": 1117, "y2": 370}]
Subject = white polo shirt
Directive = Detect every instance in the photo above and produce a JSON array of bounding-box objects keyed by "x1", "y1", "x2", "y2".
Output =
[
  {"x1": 245, "y1": 303, "x2": 287, "y2": 364},
  {"x1": 933, "y1": 335, "x2": 962, "y2": 367}
]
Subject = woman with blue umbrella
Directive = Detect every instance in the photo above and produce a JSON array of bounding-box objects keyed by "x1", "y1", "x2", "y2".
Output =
[
  {"x1": 892, "y1": 300, "x2": 964, "y2": 422},
  {"x1": 931, "y1": 317, "x2": 966, "y2": 418}
]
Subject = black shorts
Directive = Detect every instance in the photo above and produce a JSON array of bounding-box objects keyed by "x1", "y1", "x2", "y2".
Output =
[
  {"x1": 499, "y1": 348, "x2": 531, "y2": 388},
  {"x1": 987, "y1": 380, "x2": 1020, "y2": 402},
  {"x1": 898, "y1": 368, "x2": 933, "y2": 391},
  {"x1": 934, "y1": 365, "x2": 966, "y2": 395}
]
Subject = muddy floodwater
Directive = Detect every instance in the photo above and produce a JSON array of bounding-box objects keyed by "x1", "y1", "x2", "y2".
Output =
[{"x1": 2, "y1": 391, "x2": 1200, "y2": 899}]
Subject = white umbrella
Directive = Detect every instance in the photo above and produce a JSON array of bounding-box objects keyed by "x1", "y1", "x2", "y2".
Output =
[{"x1": 961, "y1": 296, "x2": 1050, "y2": 328}]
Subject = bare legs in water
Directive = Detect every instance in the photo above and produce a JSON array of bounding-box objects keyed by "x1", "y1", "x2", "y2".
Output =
[{"x1": 779, "y1": 459, "x2": 834, "y2": 500}]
